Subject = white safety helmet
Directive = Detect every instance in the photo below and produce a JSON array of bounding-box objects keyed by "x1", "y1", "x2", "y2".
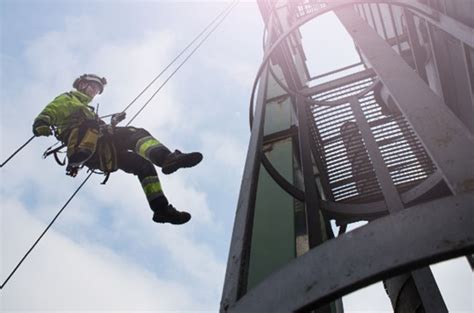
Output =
[{"x1": 73, "y1": 74, "x2": 107, "y2": 94}]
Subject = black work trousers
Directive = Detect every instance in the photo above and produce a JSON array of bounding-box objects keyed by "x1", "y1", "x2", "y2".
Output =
[{"x1": 85, "y1": 126, "x2": 170, "y2": 211}]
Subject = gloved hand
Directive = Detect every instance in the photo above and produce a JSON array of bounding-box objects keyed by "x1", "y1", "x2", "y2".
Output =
[
  {"x1": 32, "y1": 119, "x2": 52, "y2": 137},
  {"x1": 111, "y1": 112, "x2": 126, "y2": 127}
]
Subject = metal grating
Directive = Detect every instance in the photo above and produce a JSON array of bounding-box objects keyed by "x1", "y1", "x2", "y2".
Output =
[
  {"x1": 290, "y1": 0, "x2": 328, "y2": 19},
  {"x1": 308, "y1": 76, "x2": 437, "y2": 203}
]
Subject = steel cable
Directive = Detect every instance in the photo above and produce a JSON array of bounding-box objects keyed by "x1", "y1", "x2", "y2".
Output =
[
  {"x1": 0, "y1": 136, "x2": 35, "y2": 168},
  {"x1": 126, "y1": 0, "x2": 239, "y2": 126},
  {"x1": 0, "y1": 172, "x2": 93, "y2": 289},
  {"x1": 100, "y1": 0, "x2": 239, "y2": 120}
]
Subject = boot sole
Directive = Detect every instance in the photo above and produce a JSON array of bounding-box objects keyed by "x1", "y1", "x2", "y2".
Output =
[
  {"x1": 153, "y1": 213, "x2": 191, "y2": 225},
  {"x1": 161, "y1": 152, "x2": 203, "y2": 175}
]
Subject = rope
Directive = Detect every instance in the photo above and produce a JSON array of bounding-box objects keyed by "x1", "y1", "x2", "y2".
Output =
[
  {"x1": 127, "y1": 0, "x2": 239, "y2": 126},
  {"x1": 0, "y1": 172, "x2": 93, "y2": 289},
  {"x1": 0, "y1": 136, "x2": 35, "y2": 168},
  {"x1": 0, "y1": 1, "x2": 239, "y2": 289},
  {"x1": 100, "y1": 0, "x2": 239, "y2": 121}
]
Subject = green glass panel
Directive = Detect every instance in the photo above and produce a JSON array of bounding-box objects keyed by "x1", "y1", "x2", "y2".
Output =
[{"x1": 247, "y1": 139, "x2": 295, "y2": 290}]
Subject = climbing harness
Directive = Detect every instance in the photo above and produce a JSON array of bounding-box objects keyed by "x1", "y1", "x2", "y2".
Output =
[{"x1": 43, "y1": 142, "x2": 67, "y2": 166}]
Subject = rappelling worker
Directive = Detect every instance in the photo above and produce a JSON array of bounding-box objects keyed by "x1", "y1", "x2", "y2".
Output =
[{"x1": 32, "y1": 74, "x2": 202, "y2": 225}]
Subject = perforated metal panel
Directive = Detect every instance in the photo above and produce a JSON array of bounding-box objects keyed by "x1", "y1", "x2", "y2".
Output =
[{"x1": 308, "y1": 74, "x2": 436, "y2": 203}]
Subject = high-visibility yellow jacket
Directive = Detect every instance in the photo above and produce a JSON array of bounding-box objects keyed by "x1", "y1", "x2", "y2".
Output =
[{"x1": 34, "y1": 91, "x2": 97, "y2": 140}]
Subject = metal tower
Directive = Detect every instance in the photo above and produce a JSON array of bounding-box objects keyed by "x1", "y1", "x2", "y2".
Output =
[{"x1": 221, "y1": 1, "x2": 473, "y2": 312}]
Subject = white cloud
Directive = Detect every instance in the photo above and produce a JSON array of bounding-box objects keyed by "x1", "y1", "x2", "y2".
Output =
[
  {"x1": 162, "y1": 174, "x2": 213, "y2": 224},
  {"x1": 343, "y1": 282, "x2": 392, "y2": 312},
  {"x1": 205, "y1": 55, "x2": 257, "y2": 88},
  {"x1": 431, "y1": 258, "x2": 473, "y2": 312},
  {"x1": 0, "y1": 199, "x2": 204, "y2": 311},
  {"x1": 200, "y1": 131, "x2": 246, "y2": 170}
]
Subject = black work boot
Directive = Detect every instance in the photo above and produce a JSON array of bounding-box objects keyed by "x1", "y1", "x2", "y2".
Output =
[
  {"x1": 152, "y1": 204, "x2": 191, "y2": 225},
  {"x1": 161, "y1": 150, "x2": 203, "y2": 175}
]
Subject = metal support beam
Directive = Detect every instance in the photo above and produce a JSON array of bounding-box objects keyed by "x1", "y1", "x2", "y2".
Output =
[
  {"x1": 220, "y1": 65, "x2": 270, "y2": 311},
  {"x1": 301, "y1": 68, "x2": 376, "y2": 97},
  {"x1": 321, "y1": 170, "x2": 445, "y2": 223},
  {"x1": 350, "y1": 96, "x2": 447, "y2": 312},
  {"x1": 350, "y1": 96, "x2": 404, "y2": 213},
  {"x1": 321, "y1": 199, "x2": 387, "y2": 222},
  {"x1": 404, "y1": 9, "x2": 429, "y2": 82},
  {"x1": 336, "y1": 6, "x2": 474, "y2": 195},
  {"x1": 411, "y1": 268, "x2": 448, "y2": 312},
  {"x1": 467, "y1": 254, "x2": 474, "y2": 270},
  {"x1": 401, "y1": 171, "x2": 444, "y2": 204},
  {"x1": 227, "y1": 194, "x2": 474, "y2": 313},
  {"x1": 296, "y1": 95, "x2": 324, "y2": 247},
  {"x1": 266, "y1": 8, "x2": 327, "y2": 249},
  {"x1": 344, "y1": 0, "x2": 474, "y2": 48}
]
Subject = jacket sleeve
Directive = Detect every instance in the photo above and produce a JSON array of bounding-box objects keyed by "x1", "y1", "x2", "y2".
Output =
[{"x1": 34, "y1": 94, "x2": 68, "y2": 126}]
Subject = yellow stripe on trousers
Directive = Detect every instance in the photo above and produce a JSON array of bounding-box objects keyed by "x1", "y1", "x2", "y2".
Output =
[
  {"x1": 136, "y1": 136, "x2": 161, "y2": 160},
  {"x1": 141, "y1": 176, "x2": 163, "y2": 201}
]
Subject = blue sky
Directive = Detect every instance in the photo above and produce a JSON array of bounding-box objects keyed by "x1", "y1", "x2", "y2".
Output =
[{"x1": 0, "y1": 0, "x2": 471, "y2": 312}]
